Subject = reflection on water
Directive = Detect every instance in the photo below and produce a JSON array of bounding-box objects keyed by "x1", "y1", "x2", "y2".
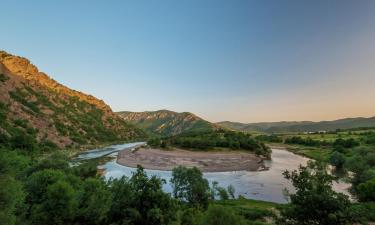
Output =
[{"x1": 74, "y1": 142, "x2": 351, "y2": 203}]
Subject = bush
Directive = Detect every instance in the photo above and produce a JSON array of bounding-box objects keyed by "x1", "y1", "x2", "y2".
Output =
[
  {"x1": 357, "y1": 178, "x2": 375, "y2": 202},
  {"x1": 333, "y1": 138, "x2": 360, "y2": 149},
  {"x1": 0, "y1": 73, "x2": 9, "y2": 82},
  {"x1": 329, "y1": 151, "x2": 346, "y2": 169},
  {"x1": 200, "y1": 205, "x2": 246, "y2": 225}
]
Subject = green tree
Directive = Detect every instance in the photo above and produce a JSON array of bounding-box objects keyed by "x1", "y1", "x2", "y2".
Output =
[
  {"x1": 217, "y1": 187, "x2": 229, "y2": 200},
  {"x1": 357, "y1": 178, "x2": 375, "y2": 202},
  {"x1": 227, "y1": 185, "x2": 236, "y2": 199},
  {"x1": 108, "y1": 166, "x2": 178, "y2": 225},
  {"x1": 171, "y1": 166, "x2": 210, "y2": 209},
  {"x1": 0, "y1": 175, "x2": 24, "y2": 225},
  {"x1": 77, "y1": 178, "x2": 112, "y2": 225},
  {"x1": 329, "y1": 151, "x2": 346, "y2": 169},
  {"x1": 30, "y1": 180, "x2": 78, "y2": 225},
  {"x1": 278, "y1": 161, "x2": 355, "y2": 225}
]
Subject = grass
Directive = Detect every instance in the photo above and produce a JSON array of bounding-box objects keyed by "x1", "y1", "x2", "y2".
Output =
[
  {"x1": 213, "y1": 198, "x2": 280, "y2": 224},
  {"x1": 214, "y1": 198, "x2": 279, "y2": 210}
]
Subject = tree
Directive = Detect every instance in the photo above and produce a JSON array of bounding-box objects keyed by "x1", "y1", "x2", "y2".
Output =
[
  {"x1": 217, "y1": 187, "x2": 229, "y2": 200},
  {"x1": 108, "y1": 166, "x2": 178, "y2": 225},
  {"x1": 278, "y1": 161, "x2": 355, "y2": 225},
  {"x1": 171, "y1": 166, "x2": 210, "y2": 209},
  {"x1": 357, "y1": 178, "x2": 375, "y2": 202},
  {"x1": 227, "y1": 185, "x2": 235, "y2": 199},
  {"x1": 210, "y1": 181, "x2": 219, "y2": 199},
  {"x1": 30, "y1": 180, "x2": 78, "y2": 225},
  {"x1": 329, "y1": 151, "x2": 346, "y2": 169},
  {"x1": 0, "y1": 175, "x2": 24, "y2": 225},
  {"x1": 77, "y1": 178, "x2": 112, "y2": 225}
]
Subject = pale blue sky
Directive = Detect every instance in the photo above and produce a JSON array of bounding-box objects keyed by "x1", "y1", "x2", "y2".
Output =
[{"x1": 1, "y1": 0, "x2": 375, "y2": 122}]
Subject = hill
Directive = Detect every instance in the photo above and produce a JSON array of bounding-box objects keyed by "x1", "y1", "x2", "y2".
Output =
[
  {"x1": 217, "y1": 117, "x2": 375, "y2": 133},
  {"x1": 0, "y1": 51, "x2": 145, "y2": 150},
  {"x1": 117, "y1": 110, "x2": 217, "y2": 136}
]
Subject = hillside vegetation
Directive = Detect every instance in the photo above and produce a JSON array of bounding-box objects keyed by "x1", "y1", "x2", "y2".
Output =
[
  {"x1": 148, "y1": 129, "x2": 271, "y2": 158},
  {"x1": 117, "y1": 110, "x2": 216, "y2": 137},
  {"x1": 0, "y1": 51, "x2": 145, "y2": 150},
  {"x1": 218, "y1": 117, "x2": 375, "y2": 133}
]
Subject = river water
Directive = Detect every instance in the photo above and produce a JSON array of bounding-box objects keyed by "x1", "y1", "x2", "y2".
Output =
[{"x1": 73, "y1": 142, "x2": 351, "y2": 203}]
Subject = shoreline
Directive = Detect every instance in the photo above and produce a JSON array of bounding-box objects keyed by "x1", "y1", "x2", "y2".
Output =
[{"x1": 116, "y1": 147, "x2": 265, "y2": 172}]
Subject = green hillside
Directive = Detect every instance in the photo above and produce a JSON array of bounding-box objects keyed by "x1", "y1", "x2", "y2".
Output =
[
  {"x1": 218, "y1": 117, "x2": 375, "y2": 133},
  {"x1": 117, "y1": 110, "x2": 217, "y2": 137},
  {"x1": 0, "y1": 51, "x2": 145, "y2": 151}
]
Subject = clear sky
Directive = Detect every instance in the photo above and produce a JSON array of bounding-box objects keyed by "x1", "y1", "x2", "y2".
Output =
[{"x1": 1, "y1": 0, "x2": 375, "y2": 123}]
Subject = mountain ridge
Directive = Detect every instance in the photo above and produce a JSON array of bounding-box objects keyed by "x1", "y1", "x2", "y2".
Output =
[
  {"x1": 117, "y1": 110, "x2": 217, "y2": 136},
  {"x1": 0, "y1": 51, "x2": 145, "y2": 149},
  {"x1": 217, "y1": 116, "x2": 375, "y2": 133}
]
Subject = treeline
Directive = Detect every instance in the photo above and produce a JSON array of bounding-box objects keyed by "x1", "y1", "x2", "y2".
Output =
[
  {"x1": 284, "y1": 136, "x2": 330, "y2": 147},
  {"x1": 0, "y1": 144, "x2": 272, "y2": 225},
  {"x1": 279, "y1": 132, "x2": 375, "y2": 203},
  {"x1": 148, "y1": 129, "x2": 271, "y2": 158},
  {"x1": 3, "y1": 146, "x2": 374, "y2": 225}
]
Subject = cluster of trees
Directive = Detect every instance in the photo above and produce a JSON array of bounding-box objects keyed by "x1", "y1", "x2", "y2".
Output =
[
  {"x1": 324, "y1": 132, "x2": 375, "y2": 203},
  {"x1": 148, "y1": 130, "x2": 271, "y2": 158},
  {"x1": 284, "y1": 136, "x2": 330, "y2": 147},
  {"x1": 255, "y1": 134, "x2": 283, "y2": 143},
  {"x1": 278, "y1": 161, "x2": 373, "y2": 225}
]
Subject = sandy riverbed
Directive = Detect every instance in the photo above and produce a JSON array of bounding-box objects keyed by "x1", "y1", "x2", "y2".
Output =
[{"x1": 116, "y1": 147, "x2": 265, "y2": 172}]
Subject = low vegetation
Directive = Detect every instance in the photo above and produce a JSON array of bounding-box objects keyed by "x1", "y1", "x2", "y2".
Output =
[{"x1": 148, "y1": 129, "x2": 272, "y2": 158}]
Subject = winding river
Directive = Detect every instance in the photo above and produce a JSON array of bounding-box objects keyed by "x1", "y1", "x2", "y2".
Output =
[{"x1": 73, "y1": 142, "x2": 351, "y2": 203}]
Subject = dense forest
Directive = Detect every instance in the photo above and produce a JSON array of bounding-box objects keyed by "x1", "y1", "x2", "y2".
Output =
[{"x1": 147, "y1": 129, "x2": 272, "y2": 158}]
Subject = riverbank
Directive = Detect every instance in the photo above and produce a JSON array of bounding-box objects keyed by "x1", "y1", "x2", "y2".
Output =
[
  {"x1": 116, "y1": 147, "x2": 265, "y2": 172},
  {"x1": 266, "y1": 143, "x2": 331, "y2": 160}
]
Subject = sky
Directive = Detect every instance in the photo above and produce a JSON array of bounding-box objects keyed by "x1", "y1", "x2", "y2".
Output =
[{"x1": 1, "y1": 0, "x2": 375, "y2": 123}]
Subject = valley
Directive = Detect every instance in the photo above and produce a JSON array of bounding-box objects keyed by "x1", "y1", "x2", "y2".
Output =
[{"x1": 0, "y1": 50, "x2": 374, "y2": 224}]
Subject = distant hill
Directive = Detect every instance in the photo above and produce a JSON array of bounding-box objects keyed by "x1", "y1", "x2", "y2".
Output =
[
  {"x1": 117, "y1": 110, "x2": 217, "y2": 136},
  {"x1": 217, "y1": 117, "x2": 375, "y2": 133},
  {"x1": 0, "y1": 51, "x2": 145, "y2": 150}
]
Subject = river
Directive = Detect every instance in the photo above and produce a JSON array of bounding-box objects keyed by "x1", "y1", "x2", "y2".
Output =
[{"x1": 73, "y1": 142, "x2": 351, "y2": 203}]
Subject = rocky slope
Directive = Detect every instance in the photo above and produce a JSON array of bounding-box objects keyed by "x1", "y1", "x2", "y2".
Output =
[
  {"x1": 218, "y1": 117, "x2": 375, "y2": 133},
  {"x1": 117, "y1": 110, "x2": 217, "y2": 136},
  {"x1": 0, "y1": 51, "x2": 145, "y2": 150}
]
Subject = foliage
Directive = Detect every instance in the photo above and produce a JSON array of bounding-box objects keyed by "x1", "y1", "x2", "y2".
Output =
[
  {"x1": 284, "y1": 136, "x2": 329, "y2": 147},
  {"x1": 255, "y1": 134, "x2": 283, "y2": 143},
  {"x1": 227, "y1": 184, "x2": 236, "y2": 199},
  {"x1": 329, "y1": 151, "x2": 346, "y2": 169},
  {"x1": 180, "y1": 207, "x2": 203, "y2": 225},
  {"x1": 171, "y1": 166, "x2": 210, "y2": 209},
  {"x1": 333, "y1": 138, "x2": 360, "y2": 149},
  {"x1": 278, "y1": 161, "x2": 355, "y2": 225},
  {"x1": 0, "y1": 73, "x2": 9, "y2": 82},
  {"x1": 356, "y1": 178, "x2": 375, "y2": 202},
  {"x1": 0, "y1": 174, "x2": 24, "y2": 225},
  {"x1": 77, "y1": 178, "x2": 112, "y2": 225},
  {"x1": 150, "y1": 129, "x2": 271, "y2": 158},
  {"x1": 200, "y1": 205, "x2": 246, "y2": 225},
  {"x1": 108, "y1": 166, "x2": 178, "y2": 225}
]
